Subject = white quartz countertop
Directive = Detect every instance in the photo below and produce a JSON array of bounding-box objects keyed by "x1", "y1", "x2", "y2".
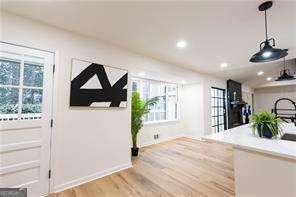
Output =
[{"x1": 203, "y1": 123, "x2": 296, "y2": 160}]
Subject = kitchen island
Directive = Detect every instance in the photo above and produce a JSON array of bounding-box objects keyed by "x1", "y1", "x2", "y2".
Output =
[{"x1": 203, "y1": 123, "x2": 296, "y2": 197}]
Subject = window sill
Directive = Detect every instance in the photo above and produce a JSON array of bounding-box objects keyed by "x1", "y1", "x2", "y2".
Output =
[{"x1": 143, "y1": 119, "x2": 180, "y2": 125}]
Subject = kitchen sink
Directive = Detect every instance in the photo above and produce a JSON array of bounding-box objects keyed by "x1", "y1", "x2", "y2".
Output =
[{"x1": 281, "y1": 133, "x2": 296, "y2": 142}]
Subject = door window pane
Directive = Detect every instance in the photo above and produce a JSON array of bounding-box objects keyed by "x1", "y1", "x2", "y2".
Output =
[
  {"x1": 0, "y1": 50, "x2": 48, "y2": 121},
  {"x1": 211, "y1": 87, "x2": 226, "y2": 132},
  {"x1": 22, "y1": 88, "x2": 43, "y2": 114},
  {"x1": 0, "y1": 87, "x2": 19, "y2": 114},
  {"x1": 219, "y1": 108, "x2": 223, "y2": 114},
  {"x1": 24, "y1": 63, "x2": 44, "y2": 87},
  {"x1": 0, "y1": 59, "x2": 20, "y2": 86},
  {"x1": 219, "y1": 116, "x2": 224, "y2": 124}
]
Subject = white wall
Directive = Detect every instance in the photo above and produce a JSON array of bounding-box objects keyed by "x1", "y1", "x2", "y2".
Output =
[
  {"x1": 1, "y1": 12, "x2": 226, "y2": 192},
  {"x1": 138, "y1": 121, "x2": 184, "y2": 147},
  {"x1": 254, "y1": 85, "x2": 296, "y2": 113},
  {"x1": 180, "y1": 83, "x2": 204, "y2": 139}
]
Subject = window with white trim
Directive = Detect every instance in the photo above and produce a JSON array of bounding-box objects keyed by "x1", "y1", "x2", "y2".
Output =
[
  {"x1": 132, "y1": 78, "x2": 179, "y2": 123},
  {"x1": 0, "y1": 54, "x2": 44, "y2": 121}
]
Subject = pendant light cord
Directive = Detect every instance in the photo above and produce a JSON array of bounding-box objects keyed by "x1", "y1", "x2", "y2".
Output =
[{"x1": 265, "y1": 10, "x2": 268, "y2": 41}]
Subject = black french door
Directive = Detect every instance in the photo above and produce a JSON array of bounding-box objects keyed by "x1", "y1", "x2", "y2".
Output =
[{"x1": 211, "y1": 87, "x2": 226, "y2": 133}]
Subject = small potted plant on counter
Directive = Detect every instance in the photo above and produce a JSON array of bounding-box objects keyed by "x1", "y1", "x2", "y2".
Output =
[
  {"x1": 131, "y1": 92, "x2": 157, "y2": 156},
  {"x1": 250, "y1": 111, "x2": 283, "y2": 139}
]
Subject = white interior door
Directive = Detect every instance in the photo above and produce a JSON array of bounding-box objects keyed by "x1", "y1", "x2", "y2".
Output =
[{"x1": 0, "y1": 43, "x2": 54, "y2": 197}]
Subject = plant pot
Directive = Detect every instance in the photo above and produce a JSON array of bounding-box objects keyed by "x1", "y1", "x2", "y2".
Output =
[
  {"x1": 257, "y1": 125, "x2": 273, "y2": 139},
  {"x1": 131, "y1": 147, "x2": 139, "y2": 156}
]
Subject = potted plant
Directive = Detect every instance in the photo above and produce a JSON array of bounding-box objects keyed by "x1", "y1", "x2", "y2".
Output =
[
  {"x1": 131, "y1": 92, "x2": 157, "y2": 156},
  {"x1": 250, "y1": 111, "x2": 283, "y2": 139}
]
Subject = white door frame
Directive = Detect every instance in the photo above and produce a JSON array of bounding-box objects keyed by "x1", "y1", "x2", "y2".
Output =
[{"x1": 49, "y1": 48, "x2": 59, "y2": 195}]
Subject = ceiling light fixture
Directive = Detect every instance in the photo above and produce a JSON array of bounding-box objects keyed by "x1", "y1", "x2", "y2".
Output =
[
  {"x1": 267, "y1": 77, "x2": 272, "y2": 81},
  {"x1": 257, "y1": 71, "x2": 264, "y2": 76},
  {"x1": 176, "y1": 40, "x2": 187, "y2": 48},
  {"x1": 249, "y1": 1, "x2": 288, "y2": 63},
  {"x1": 275, "y1": 58, "x2": 296, "y2": 81},
  {"x1": 220, "y1": 63, "x2": 228, "y2": 68}
]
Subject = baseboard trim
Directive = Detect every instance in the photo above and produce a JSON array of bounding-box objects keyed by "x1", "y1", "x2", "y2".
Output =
[
  {"x1": 139, "y1": 134, "x2": 184, "y2": 148},
  {"x1": 53, "y1": 162, "x2": 132, "y2": 193}
]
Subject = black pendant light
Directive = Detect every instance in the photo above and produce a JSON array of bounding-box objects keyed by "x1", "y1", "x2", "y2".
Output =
[
  {"x1": 250, "y1": 1, "x2": 288, "y2": 63},
  {"x1": 275, "y1": 58, "x2": 296, "y2": 81}
]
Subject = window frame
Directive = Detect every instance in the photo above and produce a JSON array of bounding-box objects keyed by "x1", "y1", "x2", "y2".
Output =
[
  {"x1": 131, "y1": 77, "x2": 179, "y2": 124},
  {"x1": 0, "y1": 53, "x2": 44, "y2": 121}
]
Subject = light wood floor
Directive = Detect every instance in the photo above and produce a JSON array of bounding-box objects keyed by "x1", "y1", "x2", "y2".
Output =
[{"x1": 52, "y1": 138, "x2": 234, "y2": 197}]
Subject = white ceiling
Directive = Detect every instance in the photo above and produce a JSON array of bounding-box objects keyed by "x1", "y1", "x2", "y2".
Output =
[
  {"x1": 221, "y1": 58, "x2": 296, "y2": 87},
  {"x1": 2, "y1": 1, "x2": 296, "y2": 86}
]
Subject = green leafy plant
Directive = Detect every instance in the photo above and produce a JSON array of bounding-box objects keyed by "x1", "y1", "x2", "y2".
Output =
[
  {"x1": 250, "y1": 111, "x2": 283, "y2": 139},
  {"x1": 131, "y1": 92, "x2": 157, "y2": 148}
]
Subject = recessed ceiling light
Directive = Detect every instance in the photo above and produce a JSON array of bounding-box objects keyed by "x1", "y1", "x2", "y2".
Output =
[
  {"x1": 220, "y1": 63, "x2": 228, "y2": 68},
  {"x1": 176, "y1": 40, "x2": 187, "y2": 48},
  {"x1": 267, "y1": 77, "x2": 272, "y2": 81},
  {"x1": 138, "y1": 72, "x2": 146, "y2": 77},
  {"x1": 257, "y1": 71, "x2": 264, "y2": 76},
  {"x1": 181, "y1": 80, "x2": 186, "y2": 84}
]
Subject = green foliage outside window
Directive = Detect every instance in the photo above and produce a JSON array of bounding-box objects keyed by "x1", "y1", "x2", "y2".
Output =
[{"x1": 0, "y1": 59, "x2": 44, "y2": 116}]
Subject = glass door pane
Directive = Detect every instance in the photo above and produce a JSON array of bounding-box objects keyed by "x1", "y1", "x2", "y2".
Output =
[{"x1": 211, "y1": 87, "x2": 226, "y2": 133}]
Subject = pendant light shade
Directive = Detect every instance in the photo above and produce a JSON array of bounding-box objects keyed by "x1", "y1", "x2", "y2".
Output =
[
  {"x1": 250, "y1": 1, "x2": 288, "y2": 63},
  {"x1": 250, "y1": 40, "x2": 288, "y2": 63},
  {"x1": 275, "y1": 69, "x2": 295, "y2": 81},
  {"x1": 275, "y1": 58, "x2": 296, "y2": 81}
]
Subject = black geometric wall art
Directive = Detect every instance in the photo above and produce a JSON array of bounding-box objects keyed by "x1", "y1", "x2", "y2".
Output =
[{"x1": 70, "y1": 59, "x2": 128, "y2": 107}]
